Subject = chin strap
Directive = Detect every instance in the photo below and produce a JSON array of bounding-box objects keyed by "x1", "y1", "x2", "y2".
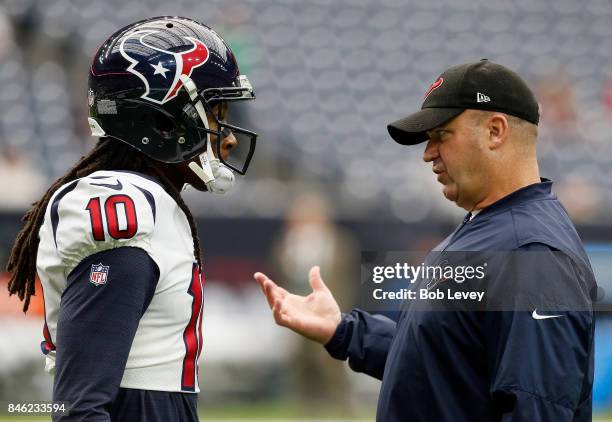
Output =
[{"x1": 180, "y1": 75, "x2": 235, "y2": 194}]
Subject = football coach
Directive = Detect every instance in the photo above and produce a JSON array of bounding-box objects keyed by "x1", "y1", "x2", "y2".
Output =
[{"x1": 255, "y1": 59, "x2": 596, "y2": 421}]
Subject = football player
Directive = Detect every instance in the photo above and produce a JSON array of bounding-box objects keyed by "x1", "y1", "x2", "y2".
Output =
[{"x1": 6, "y1": 16, "x2": 257, "y2": 421}]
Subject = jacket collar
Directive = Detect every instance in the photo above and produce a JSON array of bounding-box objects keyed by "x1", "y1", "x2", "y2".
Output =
[{"x1": 472, "y1": 178, "x2": 554, "y2": 220}]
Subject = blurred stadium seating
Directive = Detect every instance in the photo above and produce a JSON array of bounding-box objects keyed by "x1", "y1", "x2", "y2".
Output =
[{"x1": 1, "y1": 0, "x2": 612, "y2": 222}]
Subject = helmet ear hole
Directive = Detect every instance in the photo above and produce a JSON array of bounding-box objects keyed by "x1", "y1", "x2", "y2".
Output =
[{"x1": 154, "y1": 113, "x2": 176, "y2": 138}]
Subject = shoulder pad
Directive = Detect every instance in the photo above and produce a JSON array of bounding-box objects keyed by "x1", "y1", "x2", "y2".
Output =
[{"x1": 49, "y1": 171, "x2": 158, "y2": 273}]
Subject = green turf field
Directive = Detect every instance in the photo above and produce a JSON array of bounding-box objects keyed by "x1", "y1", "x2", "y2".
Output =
[
  {"x1": 1, "y1": 406, "x2": 612, "y2": 422},
  {"x1": 0, "y1": 400, "x2": 374, "y2": 421},
  {"x1": 0, "y1": 419, "x2": 611, "y2": 421}
]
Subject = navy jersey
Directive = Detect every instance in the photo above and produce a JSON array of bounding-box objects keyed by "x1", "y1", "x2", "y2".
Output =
[{"x1": 326, "y1": 180, "x2": 595, "y2": 422}]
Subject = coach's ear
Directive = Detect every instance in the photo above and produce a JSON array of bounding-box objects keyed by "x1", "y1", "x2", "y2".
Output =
[{"x1": 487, "y1": 113, "x2": 509, "y2": 150}]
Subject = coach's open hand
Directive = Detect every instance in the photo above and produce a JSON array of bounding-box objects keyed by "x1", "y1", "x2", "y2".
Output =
[{"x1": 254, "y1": 266, "x2": 342, "y2": 345}]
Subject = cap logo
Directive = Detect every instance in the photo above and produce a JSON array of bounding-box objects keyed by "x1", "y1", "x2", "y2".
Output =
[
  {"x1": 476, "y1": 92, "x2": 491, "y2": 103},
  {"x1": 424, "y1": 77, "x2": 443, "y2": 99}
]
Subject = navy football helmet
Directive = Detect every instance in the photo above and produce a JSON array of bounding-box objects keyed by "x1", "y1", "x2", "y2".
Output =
[{"x1": 88, "y1": 16, "x2": 257, "y2": 182}]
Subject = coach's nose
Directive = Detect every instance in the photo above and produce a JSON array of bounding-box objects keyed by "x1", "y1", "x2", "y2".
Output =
[{"x1": 423, "y1": 138, "x2": 439, "y2": 163}]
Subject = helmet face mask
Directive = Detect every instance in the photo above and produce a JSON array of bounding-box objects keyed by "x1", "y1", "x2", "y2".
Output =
[
  {"x1": 88, "y1": 16, "x2": 257, "y2": 175},
  {"x1": 186, "y1": 79, "x2": 257, "y2": 175}
]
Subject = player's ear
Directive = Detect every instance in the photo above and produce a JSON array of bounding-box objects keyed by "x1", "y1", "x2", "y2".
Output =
[{"x1": 487, "y1": 113, "x2": 508, "y2": 150}]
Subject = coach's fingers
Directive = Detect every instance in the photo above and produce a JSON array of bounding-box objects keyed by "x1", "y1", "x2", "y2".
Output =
[
  {"x1": 272, "y1": 300, "x2": 293, "y2": 328},
  {"x1": 266, "y1": 282, "x2": 290, "y2": 313},
  {"x1": 263, "y1": 281, "x2": 283, "y2": 309},
  {"x1": 255, "y1": 273, "x2": 288, "y2": 296},
  {"x1": 254, "y1": 272, "x2": 271, "y2": 290},
  {"x1": 308, "y1": 266, "x2": 330, "y2": 293},
  {"x1": 254, "y1": 272, "x2": 288, "y2": 309},
  {"x1": 254, "y1": 272, "x2": 278, "y2": 308},
  {"x1": 272, "y1": 298, "x2": 285, "y2": 324}
]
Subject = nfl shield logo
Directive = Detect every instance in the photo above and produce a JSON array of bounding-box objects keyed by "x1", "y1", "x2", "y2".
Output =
[{"x1": 90, "y1": 263, "x2": 109, "y2": 286}]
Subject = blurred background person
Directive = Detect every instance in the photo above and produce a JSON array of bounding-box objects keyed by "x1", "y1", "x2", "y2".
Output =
[
  {"x1": 271, "y1": 190, "x2": 358, "y2": 417},
  {"x1": 0, "y1": 144, "x2": 46, "y2": 211}
]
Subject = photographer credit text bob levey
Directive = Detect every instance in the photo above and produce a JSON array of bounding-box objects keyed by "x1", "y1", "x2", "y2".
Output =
[{"x1": 370, "y1": 262, "x2": 487, "y2": 302}]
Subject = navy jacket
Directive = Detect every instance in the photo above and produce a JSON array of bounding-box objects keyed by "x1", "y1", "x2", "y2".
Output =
[{"x1": 326, "y1": 180, "x2": 595, "y2": 421}]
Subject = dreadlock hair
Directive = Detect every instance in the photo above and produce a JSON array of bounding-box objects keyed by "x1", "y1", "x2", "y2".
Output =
[{"x1": 6, "y1": 137, "x2": 202, "y2": 313}]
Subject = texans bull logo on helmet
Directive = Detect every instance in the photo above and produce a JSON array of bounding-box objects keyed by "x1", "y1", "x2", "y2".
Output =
[{"x1": 119, "y1": 30, "x2": 210, "y2": 104}]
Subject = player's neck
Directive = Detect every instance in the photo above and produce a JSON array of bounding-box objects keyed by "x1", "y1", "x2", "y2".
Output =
[{"x1": 144, "y1": 164, "x2": 184, "y2": 192}]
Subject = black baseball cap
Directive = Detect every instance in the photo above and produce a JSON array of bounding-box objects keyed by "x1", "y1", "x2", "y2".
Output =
[{"x1": 387, "y1": 59, "x2": 540, "y2": 145}]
